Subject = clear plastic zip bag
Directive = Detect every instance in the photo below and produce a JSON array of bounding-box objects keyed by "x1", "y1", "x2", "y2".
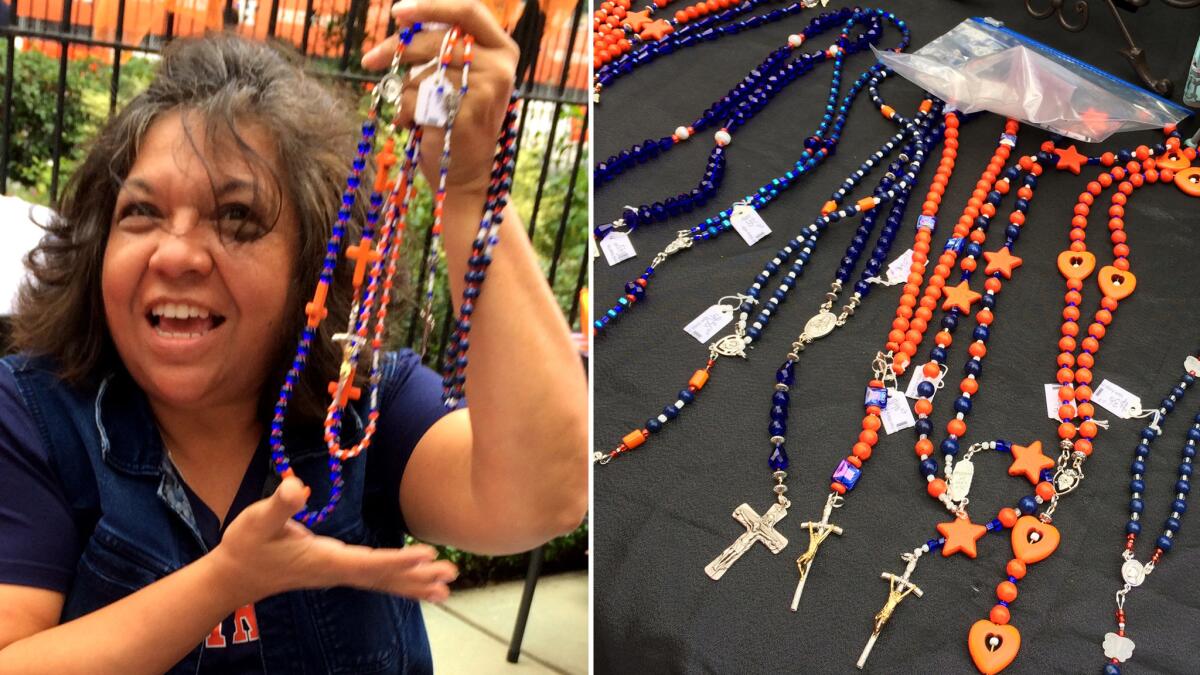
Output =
[{"x1": 874, "y1": 17, "x2": 1191, "y2": 143}]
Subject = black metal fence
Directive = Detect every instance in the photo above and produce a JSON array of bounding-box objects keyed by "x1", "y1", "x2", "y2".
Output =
[{"x1": 0, "y1": 0, "x2": 589, "y2": 351}]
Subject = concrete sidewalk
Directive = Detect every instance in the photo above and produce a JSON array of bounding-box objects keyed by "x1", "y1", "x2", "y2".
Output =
[{"x1": 423, "y1": 570, "x2": 588, "y2": 674}]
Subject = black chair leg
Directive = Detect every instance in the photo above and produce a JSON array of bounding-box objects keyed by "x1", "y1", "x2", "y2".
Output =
[{"x1": 506, "y1": 546, "x2": 545, "y2": 663}]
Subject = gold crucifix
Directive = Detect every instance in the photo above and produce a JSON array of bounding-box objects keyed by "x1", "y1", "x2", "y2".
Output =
[
  {"x1": 857, "y1": 553, "x2": 923, "y2": 669},
  {"x1": 790, "y1": 493, "x2": 844, "y2": 611}
]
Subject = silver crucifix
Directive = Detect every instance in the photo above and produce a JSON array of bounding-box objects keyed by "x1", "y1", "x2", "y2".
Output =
[
  {"x1": 704, "y1": 500, "x2": 790, "y2": 580},
  {"x1": 790, "y1": 493, "x2": 844, "y2": 611},
  {"x1": 857, "y1": 553, "x2": 924, "y2": 669}
]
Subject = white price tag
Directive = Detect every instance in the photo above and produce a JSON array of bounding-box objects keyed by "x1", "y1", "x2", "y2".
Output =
[
  {"x1": 1045, "y1": 383, "x2": 1070, "y2": 419},
  {"x1": 905, "y1": 366, "x2": 945, "y2": 401},
  {"x1": 414, "y1": 77, "x2": 458, "y2": 128},
  {"x1": 1092, "y1": 379, "x2": 1142, "y2": 419},
  {"x1": 885, "y1": 249, "x2": 916, "y2": 285},
  {"x1": 684, "y1": 305, "x2": 734, "y2": 343},
  {"x1": 881, "y1": 388, "x2": 915, "y2": 434},
  {"x1": 730, "y1": 205, "x2": 772, "y2": 246},
  {"x1": 1186, "y1": 355, "x2": 1200, "y2": 377},
  {"x1": 599, "y1": 231, "x2": 636, "y2": 266}
]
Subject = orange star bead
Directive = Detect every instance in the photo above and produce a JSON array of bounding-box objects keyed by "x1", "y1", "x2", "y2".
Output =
[
  {"x1": 938, "y1": 515, "x2": 987, "y2": 558},
  {"x1": 639, "y1": 18, "x2": 674, "y2": 41},
  {"x1": 941, "y1": 280, "x2": 981, "y2": 313},
  {"x1": 1053, "y1": 145, "x2": 1088, "y2": 175},
  {"x1": 1008, "y1": 440, "x2": 1055, "y2": 484},
  {"x1": 983, "y1": 247, "x2": 1023, "y2": 279},
  {"x1": 622, "y1": 9, "x2": 652, "y2": 32}
]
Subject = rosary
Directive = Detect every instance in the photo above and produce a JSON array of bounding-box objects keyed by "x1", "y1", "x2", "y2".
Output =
[
  {"x1": 595, "y1": 71, "x2": 933, "y2": 466},
  {"x1": 266, "y1": 23, "x2": 519, "y2": 525}
]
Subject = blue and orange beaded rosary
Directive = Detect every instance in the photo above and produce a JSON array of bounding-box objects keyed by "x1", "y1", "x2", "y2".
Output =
[
  {"x1": 1099, "y1": 352, "x2": 1199, "y2": 674},
  {"x1": 266, "y1": 23, "x2": 519, "y2": 525}
]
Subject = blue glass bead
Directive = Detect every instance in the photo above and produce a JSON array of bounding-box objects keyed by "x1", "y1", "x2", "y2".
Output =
[
  {"x1": 1131, "y1": 479, "x2": 1146, "y2": 493},
  {"x1": 973, "y1": 325, "x2": 990, "y2": 342},
  {"x1": 1189, "y1": 427, "x2": 1200, "y2": 442},
  {"x1": 1165, "y1": 517, "x2": 1181, "y2": 532},
  {"x1": 931, "y1": 347, "x2": 947, "y2": 362},
  {"x1": 1130, "y1": 498, "x2": 1144, "y2": 513},
  {"x1": 772, "y1": 390, "x2": 790, "y2": 407},
  {"x1": 777, "y1": 362, "x2": 796, "y2": 386},
  {"x1": 964, "y1": 360, "x2": 982, "y2": 377},
  {"x1": 1177, "y1": 480, "x2": 1191, "y2": 495},
  {"x1": 915, "y1": 419, "x2": 933, "y2": 436},
  {"x1": 919, "y1": 459, "x2": 937, "y2": 477},
  {"x1": 770, "y1": 405, "x2": 788, "y2": 421},
  {"x1": 941, "y1": 314, "x2": 958, "y2": 330},
  {"x1": 944, "y1": 237, "x2": 964, "y2": 253},
  {"x1": 865, "y1": 386, "x2": 888, "y2": 409},
  {"x1": 1135, "y1": 443, "x2": 1151, "y2": 457},
  {"x1": 1175, "y1": 498, "x2": 1189, "y2": 514},
  {"x1": 1141, "y1": 427, "x2": 1158, "y2": 441},
  {"x1": 1126, "y1": 520, "x2": 1141, "y2": 535},
  {"x1": 769, "y1": 445, "x2": 790, "y2": 471},
  {"x1": 1105, "y1": 664, "x2": 1122, "y2": 675},
  {"x1": 1132, "y1": 460, "x2": 1146, "y2": 475},
  {"x1": 1017, "y1": 495, "x2": 1037, "y2": 515},
  {"x1": 646, "y1": 418, "x2": 663, "y2": 433},
  {"x1": 941, "y1": 438, "x2": 960, "y2": 455},
  {"x1": 965, "y1": 242, "x2": 982, "y2": 258},
  {"x1": 662, "y1": 405, "x2": 679, "y2": 420},
  {"x1": 769, "y1": 420, "x2": 786, "y2": 437},
  {"x1": 1186, "y1": 444, "x2": 1197, "y2": 459},
  {"x1": 832, "y1": 458, "x2": 862, "y2": 490},
  {"x1": 981, "y1": 295, "x2": 996, "y2": 310},
  {"x1": 954, "y1": 396, "x2": 972, "y2": 414},
  {"x1": 1157, "y1": 535, "x2": 1173, "y2": 552},
  {"x1": 680, "y1": 390, "x2": 695, "y2": 404},
  {"x1": 747, "y1": 327, "x2": 762, "y2": 340},
  {"x1": 1181, "y1": 463, "x2": 1194, "y2": 477}
]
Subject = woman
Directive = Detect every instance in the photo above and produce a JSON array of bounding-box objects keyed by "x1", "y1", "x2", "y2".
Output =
[{"x1": 0, "y1": 0, "x2": 588, "y2": 672}]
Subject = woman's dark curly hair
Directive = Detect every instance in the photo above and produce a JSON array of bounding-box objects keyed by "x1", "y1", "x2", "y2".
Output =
[{"x1": 11, "y1": 32, "x2": 371, "y2": 424}]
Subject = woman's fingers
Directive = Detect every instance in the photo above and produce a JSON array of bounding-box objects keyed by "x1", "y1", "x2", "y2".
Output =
[
  {"x1": 362, "y1": 34, "x2": 399, "y2": 70},
  {"x1": 306, "y1": 538, "x2": 458, "y2": 599},
  {"x1": 390, "y1": 0, "x2": 513, "y2": 51},
  {"x1": 242, "y1": 476, "x2": 309, "y2": 535}
]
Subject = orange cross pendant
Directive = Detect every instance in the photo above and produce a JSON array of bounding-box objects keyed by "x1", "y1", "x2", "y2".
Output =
[
  {"x1": 346, "y1": 236, "x2": 383, "y2": 288},
  {"x1": 373, "y1": 138, "x2": 398, "y2": 193},
  {"x1": 305, "y1": 281, "x2": 329, "y2": 328}
]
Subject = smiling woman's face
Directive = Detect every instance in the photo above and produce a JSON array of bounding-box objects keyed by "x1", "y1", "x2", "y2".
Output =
[{"x1": 102, "y1": 110, "x2": 298, "y2": 414}]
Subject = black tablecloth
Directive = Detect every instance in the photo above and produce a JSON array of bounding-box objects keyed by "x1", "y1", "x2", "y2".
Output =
[{"x1": 593, "y1": 1, "x2": 1200, "y2": 673}]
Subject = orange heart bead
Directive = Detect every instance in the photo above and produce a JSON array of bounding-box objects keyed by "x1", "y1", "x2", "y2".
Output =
[
  {"x1": 1175, "y1": 166, "x2": 1200, "y2": 198},
  {"x1": 968, "y1": 620, "x2": 1021, "y2": 674},
  {"x1": 1157, "y1": 148, "x2": 1192, "y2": 171},
  {"x1": 1056, "y1": 250, "x2": 1095, "y2": 280},
  {"x1": 1010, "y1": 515, "x2": 1060, "y2": 564},
  {"x1": 1097, "y1": 265, "x2": 1136, "y2": 301}
]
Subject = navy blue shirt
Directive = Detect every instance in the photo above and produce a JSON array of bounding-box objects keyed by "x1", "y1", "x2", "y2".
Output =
[{"x1": 0, "y1": 350, "x2": 454, "y2": 673}]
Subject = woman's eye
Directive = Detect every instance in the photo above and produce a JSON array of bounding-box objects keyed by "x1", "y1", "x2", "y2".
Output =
[
  {"x1": 116, "y1": 202, "x2": 160, "y2": 227},
  {"x1": 218, "y1": 203, "x2": 265, "y2": 242}
]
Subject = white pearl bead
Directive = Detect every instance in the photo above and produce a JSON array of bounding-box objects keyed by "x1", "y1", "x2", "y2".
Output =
[
  {"x1": 714, "y1": 129, "x2": 731, "y2": 146},
  {"x1": 787, "y1": 34, "x2": 803, "y2": 47},
  {"x1": 674, "y1": 126, "x2": 690, "y2": 140}
]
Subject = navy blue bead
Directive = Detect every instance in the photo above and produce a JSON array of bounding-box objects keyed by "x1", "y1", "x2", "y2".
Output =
[
  {"x1": 1173, "y1": 498, "x2": 1188, "y2": 514},
  {"x1": 1129, "y1": 498, "x2": 1144, "y2": 513},
  {"x1": 973, "y1": 325, "x2": 990, "y2": 342},
  {"x1": 1126, "y1": 520, "x2": 1141, "y2": 535},
  {"x1": 954, "y1": 396, "x2": 972, "y2": 414},
  {"x1": 941, "y1": 314, "x2": 958, "y2": 330},
  {"x1": 1188, "y1": 427, "x2": 1200, "y2": 442},
  {"x1": 772, "y1": 389, "x2": 791, "y2": 405},
  {"x1": 940, "y1": 438, "x2": 959, "y2": 455},
  {"x1": 1141, "y1": 427, "x2": 1158, "y2": 441},
  {"x1": 920, "y1": 459, "x2": 938, "y2": 476},
  {"x1": 1177, "y1": 480, "x2": 1191, "y2": 495},
  {"x1": 1018, "y1": 495, "x2": 1038, "y2": 514},
  {"x1": 1132, "y1": 460, "x2": 1146, "y2": 476},
  {"x1": 917, "y1": 381, "x2": 935, "y2": 398},
  {"x1": 964, "y1": 360, "x2": 982, "y2": 377},
  {"x1": 680, "y1": 390, "x2": 696, "y2": 404},
  {"x1": 770, "y1": 405, "x2": 788, "y2": 421},
  {"x1": 769, "y1": 420, "x2": 786, "y2": 436},
  {"x1": 1165, "y1": 516, "x2": 1181, "y2": 532},
  {"x1": 915, "y1": 418, "x2": 933, "y2": 436},
  {"x1": 1185, "y1": 444, "x2": 1197, "y2": 459},
  {"x1": 931, "y1": 347, "x2": 947, "y2": 362},
  {"x1": 1130, "y1": 479, "x2": 1146, "y2": 493},
  {"x1": 769, "y1": 445, "x2": 790, "y2": 471},
  {"x1": 1181, "y1": 463, "x2": 1194, "y2": 477},
  {"x1": 646, "y1": 418, "x2": 663, "y2": 433},
  {"x1": 1157, "y1": 535, "x2": 1173, "y2": 552},
  {"x1": 1105, "y1": 663, "x2": 1122, "y2": 675},
  {"x1": 777, "y1": 362, "x2": 795, "y2": 385},
  {"x1": 1135, "y1": 443, "x2": 1151, "y2": 457},
  {"x1": 663, "y1": 405, "x2": 679, "y2": 420}
]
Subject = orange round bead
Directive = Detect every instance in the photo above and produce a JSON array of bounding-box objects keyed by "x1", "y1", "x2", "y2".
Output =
[
  {"x1": 927, "y1": 479, "x2": 947, "y2": 498},
  {"x1": 997, "y1": 581, "x2": 1018, "y2": 603},
  {"x1": 1006, "y1": 558, "x2": 1027, "y2": 579},
  {"x1": 1036, "y1": 481, "x2": 1056, "y2": 501},
  {"x1": 1058, "y1": 422, "x2": 1077, "y2": 439},
  {"x1": 947, "y1": 419, "x2": 967, "y2": 437},
  {"x1": 998, "y1": 508, "x2": 1019, "y2": 528},
  {"x1": 990, "y1": 605, "x2": 1011, "y2": 626}
]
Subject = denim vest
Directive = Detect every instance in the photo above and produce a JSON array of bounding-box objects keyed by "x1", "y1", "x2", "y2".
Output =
[{"x1": 2, "y1": 354, "x2": 432, "y2": 674}]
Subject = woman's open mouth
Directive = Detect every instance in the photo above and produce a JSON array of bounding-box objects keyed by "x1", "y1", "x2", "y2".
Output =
[{"x1": 146, "y1": 302, "x2": 227, "y2": 339}]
